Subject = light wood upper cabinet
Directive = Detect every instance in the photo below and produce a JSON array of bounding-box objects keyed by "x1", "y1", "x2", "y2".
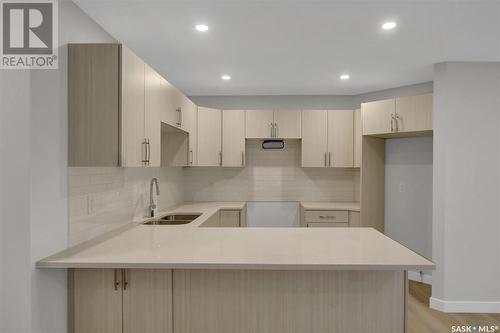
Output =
[
  {"x1": 245, "y1": 110, "x2": 274, "y2": 138},
  {"x1": 122, "y1": 269, "x2": 173, "y2": 333},
  {"x1": 353, "y1": 108, "x2": 361, "y2": 168},
  {"x1": 162, "y1": 80, "x2": 182, "y2": 128},
  {"x1": 183, "y1": 101, "x2": 198, "y2": 166},
  {"x1": 197, "y1": 107, "x2": 222, "y2": 166},
  {"x1": 144, "y1": 64, "x2": 162, "y2": 167},
  {"x1": 301, "y1": 110, "x2": 328, "y2": 167},
  {"x1": 222, "y1": 110, "x2": 246, "y2": 167},
  {"x1": 327, "y1": 110, "x2": 354, "y2": 167},
  {"x1": 395, "y1": 93, "x2": 433, "y2": 133},
  {"x1": 245, "y1": 110, "x2": 302, "y2": 139},
  {"x1": 361, "y1": 94, "x2": 433, "y2": 136},
  {"x1": 274, "y1": 110, "x2": 302, "y2": 138},
  {"x1": 68, "y1": 44, "x2": 120, "y2": 167},
  {"x1": 361, "y1": 98, "x2": 395, "y2": 136},
  {"x1": 121, "y1": 46, "x2": 146, "y2": 167}
]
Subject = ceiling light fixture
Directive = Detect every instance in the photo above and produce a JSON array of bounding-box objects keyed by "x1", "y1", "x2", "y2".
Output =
[
  {"x1": 382, "y1": 21, "x2": 397, "y2": 30},
  {"x1": 221, "y1": 75, "x2": 231, "y2": 80},
  {"x1": 195, "y1": 24, "x2": 209, "y2": 32},
  {"x1": 340, "y1": 74, "x2": 350, "y2": 80}
]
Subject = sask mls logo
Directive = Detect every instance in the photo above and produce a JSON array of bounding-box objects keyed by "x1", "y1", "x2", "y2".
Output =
[{"x1": 1, "y1": 0, "x2": 58, "y2": 69}]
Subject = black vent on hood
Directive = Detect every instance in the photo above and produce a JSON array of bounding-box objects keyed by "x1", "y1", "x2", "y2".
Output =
[{"x1": 262, "y1": 140, "x2": 285, "y2": 150}]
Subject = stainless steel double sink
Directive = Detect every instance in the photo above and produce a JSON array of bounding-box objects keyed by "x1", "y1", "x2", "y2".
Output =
[{"x1": 143, "y1": 214, "x2": 201, "y2": 225}]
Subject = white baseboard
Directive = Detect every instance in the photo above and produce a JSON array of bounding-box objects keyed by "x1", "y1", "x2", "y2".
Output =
[
  {"x1": 408, "y1": 270, "x2": 432, "y2": 285},
  {"x1": 430, "y1": 297, "x2": 500, "y2": 313}
]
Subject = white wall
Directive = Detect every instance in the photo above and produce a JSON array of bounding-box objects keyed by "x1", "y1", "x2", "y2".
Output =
[
  {"x1": 0, "y1": 1, "x2": 117, "y2": 332},
  {"x1": 384, "y1": 137, "x2": 433, "y2": 261},
  {"x1": 431, "y1": 62, "x2": 500, "y2": 313}
]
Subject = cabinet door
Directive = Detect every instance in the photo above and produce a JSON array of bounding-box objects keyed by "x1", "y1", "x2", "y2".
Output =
[
  {"x1": 162, "y1": 78, "x2": 181, "y2": 128},
  {"x1": 197, "y1": 107, "x2": 222, "y2": 166},
  {"x1": 183, "y1": 102, "x2": 198, "y2": 166},
  {"x1": 70, "y1": 269, "x2": 122, "y2": 333},
  {"x1": 245, "y1": 110, "x2": 274, "y2": 139},
  {"x1": 122, "y1": 269, "x2": 173, "y2": 333},
  {"x1": 301, "y1": 110, "x2": 328, "y2": 167},
  {"x1": 220, "y1": 210, "x2": 241, "y2": 227},
  {"x1": 68, "y1": 44, "x2": 120, "y2": 167},
  {"x1": 274, "y1": 110, "x2": 301, "y2": 138},
  {"x1": 121, "y1": 46, "x2": 146, "y2": 167},
  {"x1": 327, "y1": 110, "x2": 354, "y2": 168},
  {"x1": 222, "y1": 110, "x2": 246, "y2": 167},
  {"x1": 361, "y1": 99, "x2": 395, "y2": 135},
  {"x1": 353, "y1": 109, "x2": 361, "y2": 168},
  {"x1": 395, "y1": 93, "x2": 433, "y2": 133},
  {"x1": 145, "y1": 64, "x2": 162, "y2": 167}
]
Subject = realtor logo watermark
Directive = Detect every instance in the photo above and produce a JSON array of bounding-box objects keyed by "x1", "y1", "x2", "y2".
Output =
[{"x1": 1, "y1": 0, "x2": 58, "y2": 69}]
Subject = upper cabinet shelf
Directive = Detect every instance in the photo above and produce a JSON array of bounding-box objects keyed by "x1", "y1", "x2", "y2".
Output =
[{"x1": 361, "y1": 93, "x2": 433, "y2": 137}]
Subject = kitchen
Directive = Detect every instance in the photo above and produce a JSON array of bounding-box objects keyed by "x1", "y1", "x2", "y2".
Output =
[{"x1": 1, "y1": 1, "x2": 499, "y2": 333}]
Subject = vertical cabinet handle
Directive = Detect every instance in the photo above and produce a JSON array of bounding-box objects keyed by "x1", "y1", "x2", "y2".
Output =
[
  {"x1": 324, "y1": 152, "x2": 327, "y2": 167},
  {"x1": 142, "y1": 139, "x2": 148, "y2": 165},
  {"x1": 147, "y1": 139, "x2": 151, "y2": 166},
  {"x1": 275, "y1": 122, "x2": 278, "y2": 138},
  {"x1": 329, "y1": 152, "x2": 332, "y2": 167},
  {"x1": 390, "y1": 114, "x2": 394, "y2": 132},
  {"x1": 219, "y1": 151, "x2": 222, "y2": 166},
  {"x1": 269, "y1": 123, "x2": 273, "y2": 138},
  {"x1": 189, "y1": 149, "x2": 193, "y2": 165},
  {"x1": 113, "y1": 269, "x2": 120, "y2": 291},
  {"x1": 122, "y1": 269, "x2": 128, "y2": 290},
  {"x1": 395, "y1": 113, "x2": 400, "y2": 132},
  {"x1": 176, "y1": 107, "x2": 182, "y2": 126},
  {"x1": 241, "y1": 151, "x2": 245, "y2": 166}
]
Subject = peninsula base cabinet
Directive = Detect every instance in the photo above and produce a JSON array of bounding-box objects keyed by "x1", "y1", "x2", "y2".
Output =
[
  {"x1": 69, "y1": 268, "x2": 172, "y2": 333},
  {"x1": 70, "y1": 269, "x2": 407, "y2": 333}
]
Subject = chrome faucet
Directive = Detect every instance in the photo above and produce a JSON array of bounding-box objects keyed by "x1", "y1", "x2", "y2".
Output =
[{"x1": 149, "y1": 178, "x2": 160, "y2": 217}]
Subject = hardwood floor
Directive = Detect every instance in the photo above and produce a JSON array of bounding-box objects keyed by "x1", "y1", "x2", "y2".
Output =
[{"x1": 408, "y1": 281, "x2": 500, "y2": 333}]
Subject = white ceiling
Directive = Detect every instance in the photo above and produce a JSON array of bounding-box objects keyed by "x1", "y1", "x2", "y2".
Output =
[{"x1": 74, "y1": 0, "x2": 500, "y2": 96}]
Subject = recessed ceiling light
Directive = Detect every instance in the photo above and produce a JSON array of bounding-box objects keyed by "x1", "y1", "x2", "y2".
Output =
[
  {"x1": 382, "y1": 21, "x2": 397, "y2": 30},
  {"x1": 195, "y1": 24, "x2": 209, "y2": 32},
  {"x1": 221, "y1": 75, "x2": 231, "y2": 80},
  {"x1": 340, "y1": 74, "x2": 350, "y2": 80}
]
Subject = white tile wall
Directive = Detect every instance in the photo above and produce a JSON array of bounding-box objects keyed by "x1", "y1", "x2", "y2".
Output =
[
  {"x1": 183, "y1": 140, "x2": 360, "y2": 202},
  {"x1": 68, "y1": 167, "x2": 183, "y2": 245}
]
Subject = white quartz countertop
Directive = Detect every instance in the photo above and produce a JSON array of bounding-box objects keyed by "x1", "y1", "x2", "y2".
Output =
[{"x1": 37, "y1": 201, "x2": 433, "y2": 271}]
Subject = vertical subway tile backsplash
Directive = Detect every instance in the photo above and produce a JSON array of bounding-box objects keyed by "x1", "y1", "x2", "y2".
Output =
[
  {"x1": 183, "y1": 140, "x2": 360, "y2": 202},
  {"x1": 68, "y1": 167, "x2": 183, "y2": 246}
]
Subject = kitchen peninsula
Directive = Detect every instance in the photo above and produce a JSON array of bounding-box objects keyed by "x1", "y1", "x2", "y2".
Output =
[{"x1": 38, "y1": 202, "x2": 434, "y2": 333}]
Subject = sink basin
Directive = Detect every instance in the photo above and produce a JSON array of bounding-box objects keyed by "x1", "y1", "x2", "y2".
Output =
[{"x1": 143, "y1": 214, "x2": 201, "y2": 225}]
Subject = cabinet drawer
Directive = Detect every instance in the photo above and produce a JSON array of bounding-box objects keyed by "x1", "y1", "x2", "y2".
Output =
[
  {"x1": 304, "y1": 210, "x2": 348, "y2": 223},
  {"x1": 306, "y1": 222, "x2": 349, "y2": 228}
]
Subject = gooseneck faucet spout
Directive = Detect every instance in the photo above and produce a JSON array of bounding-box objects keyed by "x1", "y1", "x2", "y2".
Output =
[{"x1": 149, "y1": 178, "x2": 160, "y2": 217}]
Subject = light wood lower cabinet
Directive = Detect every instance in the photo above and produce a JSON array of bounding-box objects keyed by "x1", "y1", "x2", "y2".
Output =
[
  {"x1": 69, "y1": 269, "x2": 172, "y2": 333},
  {"x1": 173, "y1": 270, "x2": 405, "y2": 333},
  {"x1": 70, "y1": 269, "x2": 406, "y2": 333},
  {"x1": 200, "y1": 209, "x2": 244, "y2": 227},
  {"x1": 300, "y1": 209, "x2": 360, "y2": 227}
]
